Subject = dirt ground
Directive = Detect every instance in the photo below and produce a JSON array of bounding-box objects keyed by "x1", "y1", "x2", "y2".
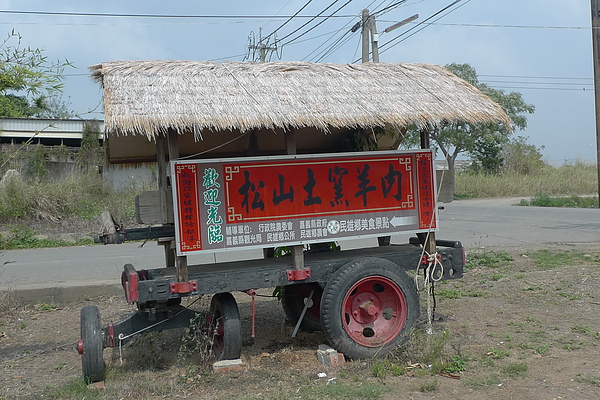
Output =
[{"x1": 1, "y1": 243, "x2": 599, "y2": 400}]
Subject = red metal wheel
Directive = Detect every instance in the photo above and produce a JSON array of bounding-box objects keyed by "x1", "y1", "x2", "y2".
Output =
[
  {"x1": 341, "y1": 276, "x2": 407, "y2": 347},
  {"x1": 321, "y1": 257, "x2": 419, "y2": 359}
]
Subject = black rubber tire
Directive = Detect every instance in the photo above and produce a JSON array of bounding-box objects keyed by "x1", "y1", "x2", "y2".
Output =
[
  {"x1": 281, "y1": 283, "x2": 323, "y2": 332},
  {"x1": 80, "y1": 305, "x2": 105, "y2": 382},
  {"x1": 320, "y1": 257, "x2": 420, "y2": 359},
  {"x1": 209, "y1": 293, "x2": 242, "y2": 360}
]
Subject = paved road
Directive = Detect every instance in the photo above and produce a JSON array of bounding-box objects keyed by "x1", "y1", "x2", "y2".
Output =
[
  {"x1": 1, "y1": 198, "x2": 599, "y2": 300},
  {"x1": 437, "y1": 197, "x2": 600, "y2": 249}
]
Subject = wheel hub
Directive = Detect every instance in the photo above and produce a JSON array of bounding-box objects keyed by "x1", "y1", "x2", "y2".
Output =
[{"x1": 342, "y1": 276, "x2": 407, "y2": 347}]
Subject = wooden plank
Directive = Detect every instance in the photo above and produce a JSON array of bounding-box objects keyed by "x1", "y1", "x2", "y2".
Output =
[{"x1": 135, "y1": 191, "x2": 162, "y2": 225}]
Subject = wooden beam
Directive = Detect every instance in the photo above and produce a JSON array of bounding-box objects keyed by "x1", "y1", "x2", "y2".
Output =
[
  {"x1": 420, "y1": 126, "x2": 436, "y2": 255},
  {"x1": 165, "y1": 130, "x2": 188, "y2": 282}
]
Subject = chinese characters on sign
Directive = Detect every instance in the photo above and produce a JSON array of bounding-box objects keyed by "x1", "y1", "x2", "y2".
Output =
[{"x1": 172, "y1": 150, "x2": 436, "y2": 255}]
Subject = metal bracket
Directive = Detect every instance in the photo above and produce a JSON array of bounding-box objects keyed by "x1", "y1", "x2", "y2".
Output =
[
  {"x1": 286, "y1": 268, "x2": 311, "y2": 281},
  {"x1": 121, "y1": 264, "x2": 139, "y2": 303},
  {"x1": 169, "y1": 280, "x2": 198, "y2": 294}
]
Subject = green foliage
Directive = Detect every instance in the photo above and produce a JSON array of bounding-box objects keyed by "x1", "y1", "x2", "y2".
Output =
[
  {"x1": 77, "y1": 120, "x2": 104, "y2": 173},
  {"x1": 24, "y1": 144, "x2": 48, "y2": 180},
  {"x1": 526, "y1": 249, "x2": 584, "y2": 270},
  {"x1": 43, "y1": 378, "x2": 102, "y2": 400},
  {"x1": 0, "y1": 30, "x2": 74, "y2": 118},
  {"x1": 464, "y1": 374, "x2": 502, "y2": 389},
  {"x1": 574, "y1": 374, "x2": 600, "y2": 386},
  {"x1": 371, "y1": 359, "x2": 406, "y2": 378},
  {"x1": 393, "y1": 329, "x2": 466, "y2": 376},
  {"x1": 467, "y1": 251, "x2": 512, "y2": 269},
  {"x1": 519, "y1": 193, "x2": 598, "y2": 208},
  {"x1": 403, "y1": 63, "x2": 535, "y2": 174},
  {"x1": 501, "y1": 136, "x2": 545, "y2": 174},
  {"x1": 0, "y1": 225, "x2": 93, "y2": 250},
  {"x1": 0, "y1": 172, "x2": 145, "y2": 223},
  {"x1": 418, "y1": 378, "x2": 439, "y2": 393},
  {"x1": 502, "y1": 362, "x2": 528, "y2": 378}
]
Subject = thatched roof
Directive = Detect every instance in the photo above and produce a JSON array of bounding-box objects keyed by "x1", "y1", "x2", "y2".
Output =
[{"x1": 90, "y1": 60, "x2": 512, "y2": 138}]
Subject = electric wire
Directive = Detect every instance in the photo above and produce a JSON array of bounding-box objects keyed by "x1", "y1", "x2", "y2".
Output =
[
  {"x1": 280, "y1": 0, "x2": 353, "y2": 46},
  {"x1": 304, "y1": 0, "x2": 401, "y2": 62},
  {"x1": 0, "y1": 9, "x2": 357, "y2": 19},
  {"x1": 379, "y1": 0, "x2": 469, "y2": 55},
  {"x1": 263, "y1": 0, "x2": 314, "y2": 40}
]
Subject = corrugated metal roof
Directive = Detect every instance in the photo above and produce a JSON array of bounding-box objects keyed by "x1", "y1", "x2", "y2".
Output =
[{"x1": 0, "y1": 118, "x2": 104, "y2": 139}]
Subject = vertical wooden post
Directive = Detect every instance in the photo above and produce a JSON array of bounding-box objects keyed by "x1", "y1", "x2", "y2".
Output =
[
  {"x1": 156, "y1": 135, "x2": 175, "y2": 268},
  {"x1": 285, "y1": 129, "x2": 304, "y2": 270},
  {"x1": 420, "y1": 127, "x2": 436, "y2": 254},
  {"x1": 361, "y1": 9, "x2": 370, "y2": 63},
  {"x1": 166, "y1": 131, "x2": 188, "y2": 282}
]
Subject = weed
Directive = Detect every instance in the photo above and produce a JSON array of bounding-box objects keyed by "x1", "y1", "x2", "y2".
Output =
[
  {"x1": 558, "y1": 292, "x2": 580, "y2": 301},
  {"x1": 491, "y1": 273, "x2": 504, "y2": 281},
  {"x1": 571, "y1": 325, "x2": 591, "y2": 335},
  {"x1": 466, "y1": 251, "x2": 512, "y2": 269},
  {"x1": 418, "y1": 378, "x2": 439, "y2": 393},
  {"x1": 43, "y1": 378, "x2": 102, "y2": 400},
  {"x1": 534, "y1": 345, "x2": 549, "y2": 355},
  {"x1": 436, "y1": 288, "x2": 462, "y2": 299},
  {"x1": 527, "y1": 249, "x2": 584, "y2": 270},
  {"x1": 519, "y1": 193, "x2": 599, "y2": 208},
  {"x1": 37, "y1": 302, "x2": 57, "y2": 311},
  {"x1": 371, "y1": 359, "x2": 406, "y2": 378},
  {"x1": 178, "y1": 312, "x2": 210, "y2": 364},
  {"x1": 464, "y1": 374, "x2": 502, "y2": 389},
  {"x1": 296, "y1": 380, "x2": 391, "y2": 400},
  {"x1": 502, "y1": 362, "x2": 528, "y2": 378},
  {"x1": 574, "y1": 374, "x2": 600, "y2": 386},
  {"x1": 54, "y1": 361, "x2": 67, "y2": 370},
  {"x1": 487, "y1": 348, "x2": 511, "y2": 359}
]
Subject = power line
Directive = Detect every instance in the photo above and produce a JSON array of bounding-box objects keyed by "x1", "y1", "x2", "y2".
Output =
[
  {"x1": 480, "y1": 74, "x2": 592, "y2": 81},
  {"x1": 482, "y1": 79, "x2": 593, "y2": 86},
  {"x1": 263, "y1": 0, "x2": 314, "y2": 40},
  {"x1": 280, "y1": 0, "x2": 352, "y2": 45},
  {"x1": 487, "y1": 85, "x2": 594, "y2": 92},
  {"x1": 379, "y1": 0, "x2": 469, "y2": 54},
  {"x1": 306, "y1": 1, "x2": 404, "y2": 63},
  {"x1": 0, "y1": 9, "x2": 357, "y2": 19},
  {"x1": 373, "y1": 0, "x2": 410, "y2": 16}
]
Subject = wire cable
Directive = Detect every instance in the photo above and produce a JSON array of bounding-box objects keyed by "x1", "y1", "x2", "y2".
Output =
[
  {"x1": 263, "y1": 0, "x2": 314, "y2": 40},
  {"x1": 280, "y1": 0, "x2": 350, "y2": 45},
  {"x1": 379, "y1": 0, "x2": 467, "y2": 54}
]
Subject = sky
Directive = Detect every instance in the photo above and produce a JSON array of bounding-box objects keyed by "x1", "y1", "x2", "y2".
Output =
[{"x1": 0, "y1": 0, "x2": 596, "y2": 164}]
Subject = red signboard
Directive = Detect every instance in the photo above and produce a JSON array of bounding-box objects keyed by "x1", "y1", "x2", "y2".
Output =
[{"x1": 172, "y1": 150, "x2": 437, "y2": 255}]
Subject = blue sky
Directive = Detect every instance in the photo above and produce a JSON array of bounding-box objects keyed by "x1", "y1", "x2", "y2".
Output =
[{"x1": 0, "y1": 0, "x2": 595, "y2": 164}]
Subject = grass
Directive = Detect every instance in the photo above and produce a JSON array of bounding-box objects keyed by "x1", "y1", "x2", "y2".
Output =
[
  {"x1": 455, "y1": 161, "x2": 597, "y2": 198},
  {"x1": 518, "y1": 193, "x2": 599, "y2": 208},
  {"x1": 466, "y1": 251, "x2": 513, "y2": 269},
  {"x1": 0, "y1": 171, "x2": 156, "y2": 249},
  {"x1": 0, "y1": 225, "x2": 94, "y2": 250}
]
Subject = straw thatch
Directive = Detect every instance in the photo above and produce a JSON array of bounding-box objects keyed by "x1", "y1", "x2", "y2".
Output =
[{"x1": 90, "y1": 60, "x2": 512, "y2": 138}]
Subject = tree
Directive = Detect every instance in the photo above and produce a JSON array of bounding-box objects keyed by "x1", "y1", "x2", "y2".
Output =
[
  {"x1": 0, "y1": 30, "x2": 74, "y2": 118},
  {"x1": 404, "y1": 63, "x2": 535, "y2": 175}
]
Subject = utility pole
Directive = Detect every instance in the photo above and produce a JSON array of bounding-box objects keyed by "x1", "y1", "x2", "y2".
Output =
[
  {"x1": 370, "y1": 14, "x2": 380, "y2": 62},
  {"x1": 248, "y1": 27, "x2": 278, "y2": 62},
  {"x1": 591, "y1": 0, "x2": 600, "y2": 207},
  {"x1": 360, "y1": 10, "x2": 418, "y2": 63},
  {"x1": 361, "y1": 9, "x2": 370, "y2": 63}
]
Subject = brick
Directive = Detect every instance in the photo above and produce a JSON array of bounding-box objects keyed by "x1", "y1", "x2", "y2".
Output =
[
  {"x1": 213, "y1": 358, "x2": 244, "y2": 373},
  {"x1": 316, "y1": 346, "x2": 345, "y2": 368}
]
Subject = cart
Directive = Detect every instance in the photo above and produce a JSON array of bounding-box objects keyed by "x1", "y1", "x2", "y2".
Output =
[{"x1": 78, "y1": 61, "x2": 511, "y2": 382}]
